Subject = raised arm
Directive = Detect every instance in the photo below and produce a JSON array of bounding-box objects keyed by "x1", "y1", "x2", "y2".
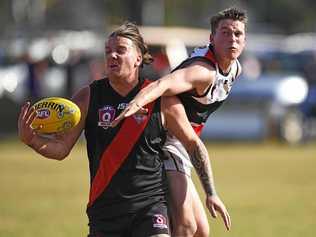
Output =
[
  {"x1": 18, "y1": 86, "x2": 90, "y2": 160},
  {"x1": 161, "y1": 96, "x2": 231, "y2": 231},
  {"x1": 111, "y1": 61, "x2": 215, "y2": 127}
]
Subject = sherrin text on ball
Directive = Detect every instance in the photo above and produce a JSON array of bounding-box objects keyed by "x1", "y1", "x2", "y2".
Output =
[{"x1": 31, "y1": 97, "x2": 81, "y2": 134}]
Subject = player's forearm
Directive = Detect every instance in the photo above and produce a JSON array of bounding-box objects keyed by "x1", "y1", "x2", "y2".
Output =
[
  {"x1": 133, "y1": 80, "x2": 168, "y2": 107},
  {"x1": 188, "y1": 139, "x2": 217, "y2": 196},
  {"x1": 28, "y1": 135, "x2": 70, "y2": 160}
]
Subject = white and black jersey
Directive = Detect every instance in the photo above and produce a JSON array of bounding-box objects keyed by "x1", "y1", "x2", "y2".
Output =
[
  {"x1": 176, "y1": 44, "x2": 241, "y2": 134},
  {"x1": 163, "y1": 44, "x2": 242, "y2": 175}
]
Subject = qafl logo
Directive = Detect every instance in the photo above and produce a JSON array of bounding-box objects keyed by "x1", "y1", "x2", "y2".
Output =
[
  {"x1": 37, "y1": 109, "x2": 50, "y2": 119},
  {"x1": 98, "y1": 105, "x2": 116, "y2": 129}
]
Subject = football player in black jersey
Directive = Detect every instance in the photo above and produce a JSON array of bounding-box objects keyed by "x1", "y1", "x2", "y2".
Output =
[
  {"x1": 18, "y1": 21, "x2": 230, "y2": 237},
  {"x1": 112, "y1": 7, "x2": 246, "y2": 237}
]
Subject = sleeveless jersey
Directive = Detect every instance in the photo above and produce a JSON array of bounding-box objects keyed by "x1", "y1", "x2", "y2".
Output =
[
  {"x1": 84, "y1": 78, "x2": 167, "y2": 225},
  {"x1": 163, "y1": 44, "x2": 241, "y2": 175},
  {"x1": 176, "y1": 44, "x2": 241, "y2": 134}
]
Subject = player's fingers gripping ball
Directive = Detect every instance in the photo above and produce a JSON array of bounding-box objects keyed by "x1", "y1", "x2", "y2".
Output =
[{"x1": 31, "y1": 97, "x2": 81, "y2": 134}]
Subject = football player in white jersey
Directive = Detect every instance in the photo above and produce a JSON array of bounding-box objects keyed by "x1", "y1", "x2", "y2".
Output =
[{"x1": 112, "y1": 7, "x2": 247, "y2": 237}]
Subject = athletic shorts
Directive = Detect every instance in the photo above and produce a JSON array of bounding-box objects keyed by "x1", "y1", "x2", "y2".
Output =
[
  {"x1": 87, "y1": 202, "x2": 170, "y2": 237},
  {"x1": 163, "y1": 135, "x2": 193, "y2": 176}
]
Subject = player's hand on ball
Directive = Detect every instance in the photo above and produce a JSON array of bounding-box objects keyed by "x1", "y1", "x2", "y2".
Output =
[
  {"x1": 18, "y1": 97, "x2": 81, "y2": 147},
  {"x1": 206, "y1": 194, "x2": 231, "y2": 231},
  {"x1": 18, "y1": 102, "x2": 40, "y2": 146}
]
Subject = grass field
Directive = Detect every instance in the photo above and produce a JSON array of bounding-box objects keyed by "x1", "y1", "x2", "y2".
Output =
[{"x1": 0, "y1": 138, "x2": 315, "y2": 237}]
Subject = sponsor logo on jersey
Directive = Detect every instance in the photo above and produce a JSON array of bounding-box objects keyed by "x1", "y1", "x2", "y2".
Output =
[
  {"x1": 223, "y1": 80, "x2": 229, "y2": 94},
  {"x1": 98, "y1": 106, "x2": 116, "y2": 129},
  {"x1": 152, "y1": 214, "x2": 168, "y2": 229},
  {"x1": 196, "y1": 111, "x2": 209, "y2": 120},
  {"x1": 117, "y1": 103, "x2": 129, "y2": 110}
]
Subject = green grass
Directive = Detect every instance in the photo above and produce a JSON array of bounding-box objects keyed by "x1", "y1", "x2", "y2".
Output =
[
  {"x1": 0, "y1": 139, "x2": 90, "y2": 237},
  {"x1": 194, "y1": 142, "x2": 316, "y2": 237},
  {"x1": 1, "y1": 139, "x2": 315, "y2": 237}
]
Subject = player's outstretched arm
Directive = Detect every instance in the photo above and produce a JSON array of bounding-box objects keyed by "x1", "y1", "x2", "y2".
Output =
[
  {"x1": 111, "y1": 62, "x2": 215, "y2": 127},
  {"x1": 18, "y1": 87, "x2": 89, "y2": 160},
  {"x1": 161, "y1": 96, "x2": 231, "y2": 231}
]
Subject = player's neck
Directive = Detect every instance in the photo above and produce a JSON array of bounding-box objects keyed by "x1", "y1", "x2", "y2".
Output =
[
  {"x1": 109, "y1": 73, "x2": 139, "y2": 97},
  {"x1": 217, "y1": 58, "x2": 234, "y2": 74},
  {"x1": 212, "y1": 48, "x2": 235, "y2": 74}
]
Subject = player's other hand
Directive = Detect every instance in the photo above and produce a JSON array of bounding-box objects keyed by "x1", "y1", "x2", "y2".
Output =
[
  {"x1": 111, "y1": 101, "x2": 148, "y2": 127},
  {"x1": 206, "y1": 194, "x2": 231, "y2": 231}
]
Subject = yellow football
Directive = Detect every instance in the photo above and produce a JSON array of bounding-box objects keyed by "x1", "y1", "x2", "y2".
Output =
[{"x1": 31, "y1": 97, "x2": 81, "y2": 134}]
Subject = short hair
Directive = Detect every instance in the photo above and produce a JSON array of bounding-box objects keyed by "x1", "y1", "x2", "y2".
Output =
[
  {"x1": 210, "y1": 7, "x2": 247, "y2": 34},
  {"x1": 109, "y1": 21, "x2": 153, "y2": 66}
]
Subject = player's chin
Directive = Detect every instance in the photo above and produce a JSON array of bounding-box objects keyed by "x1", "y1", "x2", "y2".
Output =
[
  {"x1": 108, "y1": 69, "x2": 123, "y2": 78},
  {"x1": 227, "y1": 51, "x2": 240, "y2": 60}
]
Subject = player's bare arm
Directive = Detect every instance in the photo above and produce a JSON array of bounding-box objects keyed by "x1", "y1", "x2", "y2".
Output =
[
  {"x1": 111, "y1": 61, "x2": 216, "y2": 127},
  {"x1": 18, "y1": 86, "x2": 90, "y2": 160},
  {"x1": 190, "y1": 138, "x2": 231, "y2": 230},
  {"x1": 190, "y1": 138, "x2": 216, "y2": 196},
  {"x1": 161, "y1": 96, "x2": 231, "y2": 230}
]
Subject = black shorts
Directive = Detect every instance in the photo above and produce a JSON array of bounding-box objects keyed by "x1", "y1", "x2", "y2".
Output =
[{"x1": 87, "y1": 202, "x2": 170, "y2": 237}]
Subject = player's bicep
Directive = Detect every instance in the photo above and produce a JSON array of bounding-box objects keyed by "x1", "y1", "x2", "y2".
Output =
[
  {"x1": 164, "y1": 62, "x2": 215, "y2": 96},
  {"x1": 160, "y1": 69, "x2": 196, "y2": 96}
]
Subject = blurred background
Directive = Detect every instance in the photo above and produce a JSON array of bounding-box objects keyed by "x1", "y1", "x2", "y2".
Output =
[
  {"x1": 0, "y1": 0, "x2": 316, "y2": 144},
  {"x1": 0, "y1": 1, "x2": 315, "y2": 237}
]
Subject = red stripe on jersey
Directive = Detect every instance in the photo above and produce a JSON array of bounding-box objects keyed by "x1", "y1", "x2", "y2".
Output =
[
  {"x1": 192, "y1": 123, "x2": 204, "y2": 136},
  {"x1": 88, "y1": 80, "x2": 154, "y2": 206},
  {"x1": 205, "y1": 49, "x2": 216, "y2": 65}
]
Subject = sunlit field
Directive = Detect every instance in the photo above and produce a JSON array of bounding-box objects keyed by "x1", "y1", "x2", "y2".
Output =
[{"x1": 0, "y1": 138, "x2": 315, "y2": 237}]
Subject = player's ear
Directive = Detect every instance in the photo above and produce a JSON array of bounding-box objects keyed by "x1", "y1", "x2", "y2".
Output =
[
  {"x1": 209, "y1": 33, "x2": 214, "y2": 44},
  {"x1": 135, "y1": 53, "x2": 142, "y2": 67}
]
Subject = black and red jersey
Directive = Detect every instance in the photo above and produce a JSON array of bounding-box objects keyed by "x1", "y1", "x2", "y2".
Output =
[{"x1": 84, "y1": 78, "x2": 167, "y2": 225}]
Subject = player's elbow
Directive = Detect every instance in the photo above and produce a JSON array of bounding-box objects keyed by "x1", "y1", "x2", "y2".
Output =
[
  {"x1": 39, "y1": 146, "x2": 70, "y2": 161},
  {"x1": 55, "y1": 146, "x2": 72, "y2": 160},
  {"x1": 41, "y1": 151, "x2": 67, "y2": 161},
  {"x1": 54, "y1": 151, "x2": 70, "y2": 161}
]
